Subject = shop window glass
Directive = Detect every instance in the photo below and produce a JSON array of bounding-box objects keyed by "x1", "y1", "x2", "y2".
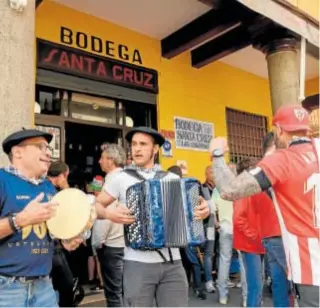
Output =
[
  {"x1": 36, "y1": 87, "x2": 65, "y2": 116},
  {"x1": 122, "y1": 101, "x2": 157, "y2": 129},
  {"x1": 226, "y1": 108, "x2": 268, "y2": 164},
  {"x1": 70, "y1": 93, "x2": 116, "y2": 124}
]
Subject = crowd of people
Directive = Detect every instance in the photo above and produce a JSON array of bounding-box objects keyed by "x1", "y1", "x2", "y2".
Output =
[{"x1": 0, "y1": 104, "x2": 319, "y2": 308}]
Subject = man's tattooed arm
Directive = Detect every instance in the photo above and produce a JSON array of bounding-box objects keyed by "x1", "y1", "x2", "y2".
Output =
[{"x1": 212, "y1": 156, "x2": 262, "y2": 201}]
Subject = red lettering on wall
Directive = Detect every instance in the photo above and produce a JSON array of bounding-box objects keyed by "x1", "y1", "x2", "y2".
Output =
[
  {"x1": 84, "y1": 57, "x2": 95, "y2": 74},
  {"x1": 96, "y1": 61, "x2": 107, "y2": 77},
  {"x1": 123, "y1": 68, "x2": 133, "y2": 83},
  {"x1": 71, "y1": 53, "x2": 83, "y2": 71},
  {"x1": 144, "y1": 73, "x2": 153, "y2": 88},
  {"x1": 43, "y1": 49, "x2": 59, "y2": 63},
  {"x1": 161, "y1": 130, "x2": 175, "y2": 139},
  {"x1": 38, "y1": 40, "x2": 158, "y2": 93},
  {"x1": 133, "y1": 71, "x2": 143, "y2": 85},
  {"x1": 58, "y1": 51, "x2": 70, "y2": 68},
  {"x1": 112, "y1": 65, "x2": 123, "y2": 80}
]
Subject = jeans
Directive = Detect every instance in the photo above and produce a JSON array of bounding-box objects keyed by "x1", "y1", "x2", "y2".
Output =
[
  {"x1": 51, "y1": 249, "x2": 74, "y2": 307},
  {"x1": 238, "y1": 251, "x2": 248, "y2": 299},
  {"x1": 217, "y1": 229, "x2": 233, "y2": 299},
  {"x1": 241, "y1": 252, "x2": 264, "y2": 307},
  {"x1": 263, "y1": 237, "x2": 291, "y2": 307},
  {"x1": 123, "y1": 260, "x2": 188, "y2": 307},
  {"x1": 185, "y1": 245, "x2": 202, "y2": 290},
  {"x1": 0, "y1": 275, "x2": 58, "y2": 307},
  {"x1": 204, "y1": 240, "x2": 215, "y2": 282},
  {"x1": 97, "y1": 245, "x2": 124, "y2": 307}
]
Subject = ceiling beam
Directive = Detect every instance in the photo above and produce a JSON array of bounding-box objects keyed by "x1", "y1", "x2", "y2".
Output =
[
  {"x1": 191, "y1": 25, "x2": 251, "y2": 68},
  {"x1": 36, "y1": 0, "x2": 44, "y2": 9},
  {"x1": 191, "y1": 15, "x2": 276, "y2": 68},
  {"x1": 161, "y1": 1, "x2": 255, "y2": 59}
]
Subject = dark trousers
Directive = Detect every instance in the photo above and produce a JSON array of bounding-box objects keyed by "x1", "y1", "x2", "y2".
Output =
[
  {"x1": 262, "y1": 237, "x2": 291, "y2": 307},
  {"x1": 185, "y1": 245, "x2": 203, "y2": 291},
  {"x1": 51, "y1": 250, "x2": 74, "y2": 307},
  {"x1": 97, "y1": 245, "x2": 124, "y2": 307}
]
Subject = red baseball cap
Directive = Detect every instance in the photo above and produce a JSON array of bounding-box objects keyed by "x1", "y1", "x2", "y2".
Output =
[{"x1": 272, "y1": 105, "x2": 310, "y2": 132}]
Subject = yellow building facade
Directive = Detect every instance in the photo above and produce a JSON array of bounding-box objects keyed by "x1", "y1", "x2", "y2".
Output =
[{"x1": 36, "y1": 1, "x2": 318, "y2": 181}]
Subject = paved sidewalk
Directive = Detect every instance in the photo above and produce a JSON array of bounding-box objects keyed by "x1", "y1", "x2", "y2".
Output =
[{"x1": 80, "y1": 286, "x2": 273, "y2": 307}]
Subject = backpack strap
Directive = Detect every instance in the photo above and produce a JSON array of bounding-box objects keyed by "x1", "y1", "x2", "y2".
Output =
[
  {"x1": 154, "y1": 171, "x2": 168, "y2": 180},
  {"x1": 124, "y1": 169, "x2": 168, "y2": 181},
  {"x1": 123, "y1": 169, "x2": 146, "y2": 181}
]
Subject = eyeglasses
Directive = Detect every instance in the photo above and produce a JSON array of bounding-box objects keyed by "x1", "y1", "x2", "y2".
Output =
[{"x1": 19, "y1": 142, "x2": 53, "y2": 153}]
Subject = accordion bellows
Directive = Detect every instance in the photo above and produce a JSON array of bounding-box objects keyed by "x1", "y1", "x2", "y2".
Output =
[{"x1": 125, "y1": 178, "x2": 205, "y2": 250}]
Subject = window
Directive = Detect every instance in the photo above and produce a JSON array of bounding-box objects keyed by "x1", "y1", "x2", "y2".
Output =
[
  {"x1": 226, "y1": 108, "x2": 268, "y2": 164},
  {"x1": 35, "y1": 86, "x2": 68, "y2": 116},
  {"x1": 70, "y1": 93, "x2": 116, "y2": 124},
  {"x1": 121, "y1": 100, "x2": 157, "y2": 129}
]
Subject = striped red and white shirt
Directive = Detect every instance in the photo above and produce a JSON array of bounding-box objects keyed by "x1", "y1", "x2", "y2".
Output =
[{"x1": 258, "y1": 138, "x2": 320, "y2": 286}]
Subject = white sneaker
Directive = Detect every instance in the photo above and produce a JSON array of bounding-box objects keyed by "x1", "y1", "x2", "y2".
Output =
[
  {"x1": 205, "y1": 281, "x2": 216, "y2": 293},
  {"x1": 219, "y1": 298, "x2": 228, "y2": 305},
  {"x1": 236, "y1": 281, "x2": 242, "y2": 288}
]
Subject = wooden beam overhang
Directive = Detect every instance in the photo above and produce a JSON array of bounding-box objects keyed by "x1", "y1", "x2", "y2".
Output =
[
  {"x1": 191, "y1": 25, "x2": 251, "y2": 68},
  {"x1": 161, "y1": 0, "x2": 255, "y2": 59},
  {"x1": 191, "y1": 14, "x2": 274, "y2": 68}
]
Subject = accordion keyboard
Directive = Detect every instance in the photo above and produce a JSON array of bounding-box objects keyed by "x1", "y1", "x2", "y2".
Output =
[{"x1": 125, "y1": 178, "x2": 205, "y2": 250}]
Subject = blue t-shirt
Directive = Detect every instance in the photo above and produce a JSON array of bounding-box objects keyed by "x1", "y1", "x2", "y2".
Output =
[{"x1": 0, "y1": 169, "x2": 56, "y2": 277}]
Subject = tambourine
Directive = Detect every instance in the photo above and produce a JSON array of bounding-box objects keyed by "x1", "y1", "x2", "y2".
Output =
[{"x1": 46, "y1": 188, "x2": 97, "y2": 240}]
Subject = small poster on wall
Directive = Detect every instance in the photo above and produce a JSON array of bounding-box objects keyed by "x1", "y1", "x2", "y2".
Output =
[
  {"x1": 36, "y1": 125, "x2": 61, "y2": 160},
  {"x1": 162, "y1": 140, "x2": 173, "y2": 157},
  {"x1": 174, "y1": 117, "x2": 214, "y2": 151},
  {"x1": 177, "y1": 160, "x2": 188, "y2": 175}
]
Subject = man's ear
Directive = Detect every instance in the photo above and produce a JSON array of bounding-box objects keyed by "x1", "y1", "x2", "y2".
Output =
[
  {"x1": 11, "y1": 146, "x2": 22, "y2": 159},
  {"x1": 153, "y1": 144, "x2": 160, "y2": 155}
]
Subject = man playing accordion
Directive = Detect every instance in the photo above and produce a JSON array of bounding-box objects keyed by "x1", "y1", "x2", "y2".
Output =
[{"x1": 95, "y1": 127, "x2": 210, "y2": 307}]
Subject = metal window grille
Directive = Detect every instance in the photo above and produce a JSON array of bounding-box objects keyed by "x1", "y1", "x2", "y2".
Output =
[{"x1": 226, "y1": 108, "x2": 268, "y2": 164}]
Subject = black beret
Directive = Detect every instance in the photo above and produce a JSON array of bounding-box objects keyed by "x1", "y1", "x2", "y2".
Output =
[
  {"x1": 125, "y1": 127, "x2": 165, "y2": 147},
  {"x1": 2, "y1": 128, "x2": 53, "y2": 154}
]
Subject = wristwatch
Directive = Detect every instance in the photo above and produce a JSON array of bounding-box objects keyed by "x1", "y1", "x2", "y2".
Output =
[
  {"x1": 9, "y1": 213, "x2": 21, "y2": 232},
  {"x1": 212, "y1": 148, "x2": 224, "y2": 158}
]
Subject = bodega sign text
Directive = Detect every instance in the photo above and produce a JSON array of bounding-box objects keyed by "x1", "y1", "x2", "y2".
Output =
[
  {"x1": 60, "y1": 26, "x2": 143, "y2": 65},
  {"x1": 37, "y1": 39, "x2": 158, "y2": 93}
]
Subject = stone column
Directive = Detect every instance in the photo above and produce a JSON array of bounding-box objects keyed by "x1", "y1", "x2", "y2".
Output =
[
  {"x1": 255, "y1": 37, "x2": 300, "y2": 114},
  {"x1": 0, "y1": 1, "x2": 35, "y2": 165}
]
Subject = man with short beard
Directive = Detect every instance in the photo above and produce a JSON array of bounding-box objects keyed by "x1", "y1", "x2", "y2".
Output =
[
  {"x1": 95, "y1": 127, "x2": 210, "y2": 307},
  {"x1": 210, "y1": 105, "x2": 320, "y2": 307}
]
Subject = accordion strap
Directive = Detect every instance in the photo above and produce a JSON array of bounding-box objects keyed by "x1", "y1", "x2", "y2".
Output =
[
  {"x1": 123, "y1": 169, "x2": 168, "y2": 181},
  {"x1": 156, "y1": 248, "x2": 174, "y2": 264}
]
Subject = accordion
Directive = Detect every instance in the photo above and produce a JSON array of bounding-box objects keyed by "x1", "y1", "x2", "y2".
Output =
[{"x1": 125, "y1": 177, "x2": 205, "y2": 250}]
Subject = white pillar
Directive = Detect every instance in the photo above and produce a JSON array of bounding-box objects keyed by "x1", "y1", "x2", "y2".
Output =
[{"x1": 0, "y1": 0, "x2": 35, "y2": 165}]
